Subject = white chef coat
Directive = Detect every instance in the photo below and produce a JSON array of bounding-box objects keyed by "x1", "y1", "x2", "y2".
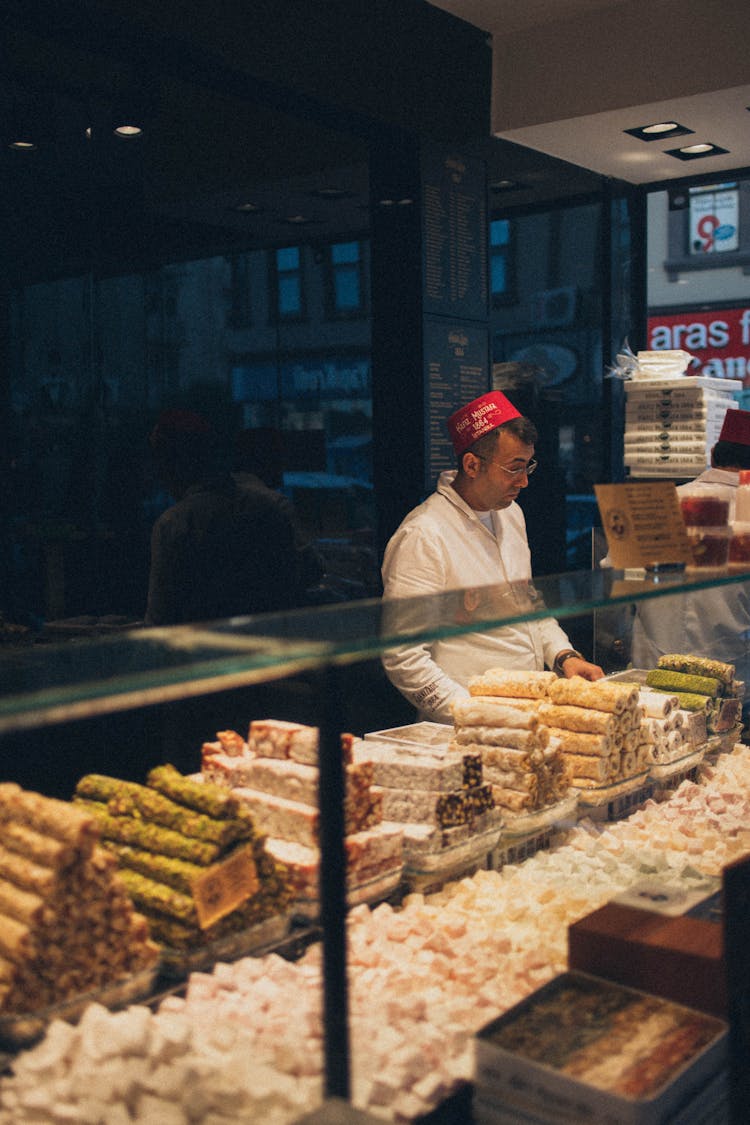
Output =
[
  {"x1": 632, "y1": 469, "x2": 750, "y2": 693},
  {"x1": 381, "y1": 470, "x2": 573, "y2": 723}
]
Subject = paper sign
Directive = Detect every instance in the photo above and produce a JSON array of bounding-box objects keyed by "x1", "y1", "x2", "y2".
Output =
[
  {"x1": 192, "y1": 843, "x2": 259, "y2": 929},
  {"x1": 595, "y1": 481, "x2": 693, "y2": 569}
]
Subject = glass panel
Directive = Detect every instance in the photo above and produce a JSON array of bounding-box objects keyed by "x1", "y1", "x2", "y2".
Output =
[{"x1": 2, "y1": 564, "x2": 748, "y2": 732}]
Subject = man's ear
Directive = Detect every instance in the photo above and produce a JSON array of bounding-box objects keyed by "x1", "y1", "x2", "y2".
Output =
[{"x1": 461, "y1": 451, "x2": 482, "y2": 478}]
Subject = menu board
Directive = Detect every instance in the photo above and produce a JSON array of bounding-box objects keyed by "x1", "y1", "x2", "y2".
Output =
[
  {"x1": 594, "y1": 482, "x2": 693, "y2": 569},
  {"x1": 421, "y1": 142, "x2": 488, "y2": 321},
  {"x1": 424, "y1": 316, "x2": 488, "y2": 487}
]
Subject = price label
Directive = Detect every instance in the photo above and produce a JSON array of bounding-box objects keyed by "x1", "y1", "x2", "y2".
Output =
[{"x1": 192, "y1": 843, "x2": 259, "y2": 929}]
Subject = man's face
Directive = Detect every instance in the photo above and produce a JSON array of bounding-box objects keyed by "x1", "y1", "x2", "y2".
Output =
[{"x1": 467, "y1": 429, "x2": 536, "y2": 510}]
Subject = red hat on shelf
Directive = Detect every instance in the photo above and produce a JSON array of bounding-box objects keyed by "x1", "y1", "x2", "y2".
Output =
[
  {"x1": 718, "y1": 408, "x2": 750, "y2": 446},
  {"x1": 447, "y1": 391, "x2": 521, "y2": 457}
]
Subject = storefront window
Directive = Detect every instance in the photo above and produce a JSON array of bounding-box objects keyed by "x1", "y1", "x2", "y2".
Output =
[
  {"x1": 273, "y1": 246, "x2": 305, "y2": 319},
  {"x1": 490, "y1": 218, "x2": 514, "y2": 304},
  {"x1": 327, "y1": 240, "x2": 365, "y2": 315}
]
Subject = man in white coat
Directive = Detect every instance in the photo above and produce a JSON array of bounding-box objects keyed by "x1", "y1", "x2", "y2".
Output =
[{"x1": 381, "y1": 390, "x2": 603, "y2": 722}]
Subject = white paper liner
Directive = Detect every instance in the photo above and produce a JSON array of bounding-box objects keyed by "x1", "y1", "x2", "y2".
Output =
[
  {"x1": 291, "y1": 867, "x2": 403, "y2": 921},
  {"x1": 363, "y1": 722, "x2": 453, "y2": 750},
  {"x1": 497, "y1": 793, "x2": 579, "y2": 839},
  {"x1": 401, "y1": 823, "x2": 503, "y2": 893},
  {"x1": 649, "y1": 747, "x2": 705, "y2": 781},
  {"x1": 159, "y1": 910, "x2": 293, "y2": 976},
  {"x1": 0, "y1": 965, "x2": 159, "y2": 1050},
  {"x1": 573, "y1": 770, "x2": 652, "y2": 807},
  {"x1": 703, "y1": 723, "x2": 744, "y2": 759}
]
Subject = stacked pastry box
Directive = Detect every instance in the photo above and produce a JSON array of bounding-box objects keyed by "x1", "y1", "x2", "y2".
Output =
[
  {"x1": 473, "y1": 970, "x2": 728, "y2": 1125},
  {"x1": 624, "y1": 366, "x2": 740, "y2": 480},
  {"x1": 356, "y1": 722, "x2": 502, "y2": 892},
  {"x1": 74, "y1": 764, "x2": 293, "y2": 973},
  {"x1": 0, "y1": 783, "x2": 159, "y2": 1048},
  {"x1": 202, "y1": 722, "x2": 404, "y2": 918}
]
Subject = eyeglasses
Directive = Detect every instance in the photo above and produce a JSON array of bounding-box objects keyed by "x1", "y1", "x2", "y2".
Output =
[{"x1": 475, "y1": 455, "x2": 538, "y2": 477}]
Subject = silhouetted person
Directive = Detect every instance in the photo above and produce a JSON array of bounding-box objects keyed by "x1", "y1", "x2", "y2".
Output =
[
  {"x1": 145, "y1": 409, "x2": 305, "y2": 625},
  {"x1": 233, "y1": 427, "x2": 324, "y2": 598}
]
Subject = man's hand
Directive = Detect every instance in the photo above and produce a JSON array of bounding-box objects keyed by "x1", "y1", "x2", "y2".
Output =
[{"x1": 561, "y1": 654, "x2": 604, "y2": 681}]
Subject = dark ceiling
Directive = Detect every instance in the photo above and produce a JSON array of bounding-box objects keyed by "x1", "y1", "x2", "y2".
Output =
[{"x1": 2, "y1": 0, "x2": 605, "y2": 285}]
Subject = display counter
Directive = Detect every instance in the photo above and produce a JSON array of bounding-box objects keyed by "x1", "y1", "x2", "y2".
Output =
[{"x1": 0, "y1": 564, "x2": 749, "y2": 1123}]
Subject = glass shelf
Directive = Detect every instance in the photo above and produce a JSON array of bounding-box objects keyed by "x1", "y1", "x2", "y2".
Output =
[{"x1": 1, "y1": 565, "x2": 749, "y2": 733}]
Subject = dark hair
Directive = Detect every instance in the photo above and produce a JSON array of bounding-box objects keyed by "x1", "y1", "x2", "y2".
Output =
[
  {"x1": 712, "y1": 439, "x2": 750, "y2": 470},
  {"x1": 459, "y1": 415, "x2": 538, "y2": 470}
]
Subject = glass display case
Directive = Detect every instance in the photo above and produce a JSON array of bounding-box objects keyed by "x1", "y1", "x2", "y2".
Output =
[{"x1": 1, "y1": 563, "x2": 749, "y2": 1115}]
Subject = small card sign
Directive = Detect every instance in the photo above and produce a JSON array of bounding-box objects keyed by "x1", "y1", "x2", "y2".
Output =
[
  {"x1": 594, "y1": 481, "x2": 693, "y2": 569},
  {"x1": 192, "y1": 843, "x2": 259, "y2": 929}
]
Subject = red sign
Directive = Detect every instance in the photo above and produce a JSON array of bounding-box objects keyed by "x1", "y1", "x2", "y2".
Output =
[{"x1": 647, "y1": 307, "x2": 750, "y2": 387}]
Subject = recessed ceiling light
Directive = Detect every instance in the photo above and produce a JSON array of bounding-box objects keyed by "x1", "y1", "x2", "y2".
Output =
[
  {"x1": 490, "y1": 179, "x2": 527, "y2": 192},
  {"x1": 624, "y1": 121, "x2": 693, "y2": 142},
  {"x1": 666, "y1": 142, "x2": 729, "y2": 161},
  {"x1": 114, "y1": 123, "x2": 143, "y2": 138},
  {"x1": 234, "y1": 202, "x2": 261, "y2": 214},
  {"x1": 8, "y1": 139, "x2": 37, "y2": 151}
]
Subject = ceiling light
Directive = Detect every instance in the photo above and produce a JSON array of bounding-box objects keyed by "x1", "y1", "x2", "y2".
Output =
[
  {"x1": 113, "y1": 123, "x2": 143, "y2": 139},
  {"x1": 490, "y1": 179, "x2": 526, "y2": 192},
  {"x1": 666, "y1": 142, "x2": 729, "y2": 161},
  {"x1": 234, "y1": 202, "x2": 261, "y2": 214},
  {"x1": 624, "y1": 121, "x2": 693, "y2": 142}
]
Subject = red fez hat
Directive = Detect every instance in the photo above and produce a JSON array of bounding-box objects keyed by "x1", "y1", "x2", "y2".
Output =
[
  {"x1": 719, "y1": 408, "x2": 750, "y2": 446},
  {"x1": 447, "y1": 391, "x2": 521, "y2": 457}
]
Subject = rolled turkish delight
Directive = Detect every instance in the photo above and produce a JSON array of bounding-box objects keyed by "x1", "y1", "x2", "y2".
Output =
[
  {"x1": 490, "y1": 785, "x2": 534, "y2": 812},
  {"x1": 0, "y1": 878, "x2": 45, "y2": 928},
  {"x1": 565, "y1": 753, "x2": 610, "y2": 782},
  {"x1": 547, "y1": 676, "x2": 638, "y2": 714},
  {"x1": 657, "y1": 653, "x2": 735, "y2": 685},
  {"x1": 651, "y1": 690, "x2": 715, "y2": 714},
  {"x1": 147, "y1": 764, "x2": 242, "y2": 820},
  {"x1": 0, "y1": 784, "x2": 98, "y2": 853},
  {"x1": 77, "y1": 775, "x2": 250, "y2": 846},
  {"x1": 480, "y1": 745, "x2": 540, "y2": 772},
  {"x1": 1, "y1": 821, "x2": 76, "y2": 871},
  {"x1": 467, "y1": 668, "x2": 556, "y2": 700},
  {"x1": 452, "y1": 725, "x2": 548, "y2": 750},
  {"x1": 76, "y1": 801, "x2": 222, "y2": 865},
  {"x1": 638, "y1": 690, "x2": 678, "y2": 718},
  {"x1": 0, "y1": 845, "x2": 56, "y2": 897},
  {"x1": 482, "y1": 765, "x2": 538, "y2": 793},
  {"x1": 0, "y1": 911, "x2": 35, "y2": 963},
  {"x1": 117, "y1": 868, "x2": 197, "y2": 924},
  {"x1": 645, "y1": 668, "x2": 721, "y2": 698},
  {"x1": 537, "y1": 702, "x2": 617, "y2": 736},
  {"x1": 546, "y1": 728, "x2": 614, "y2": 757},
  {"x1": 451, "y1": 697, "x2": 540, "y2": 728},
  {"x1": 102, "y1": 843, "x2": 204, "y2": 896}
]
